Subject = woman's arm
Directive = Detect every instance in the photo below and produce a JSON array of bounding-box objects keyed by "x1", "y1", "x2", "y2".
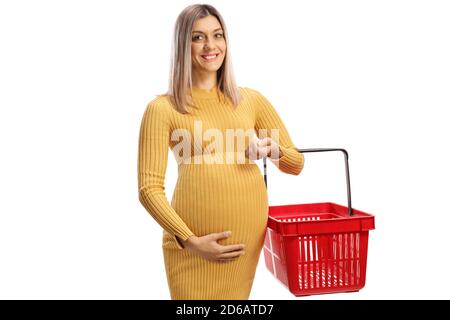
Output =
[
  {"x1": 138, "y1": 99, "x2": 194, "y2": 249},
  {"x1": 252, "y1": 88, "x2": 305, "y2": 175}
]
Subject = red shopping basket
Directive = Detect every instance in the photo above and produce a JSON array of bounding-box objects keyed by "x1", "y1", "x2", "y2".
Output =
[{"x1": 263, "y1": 148, "x2": 375, "y2": 296}]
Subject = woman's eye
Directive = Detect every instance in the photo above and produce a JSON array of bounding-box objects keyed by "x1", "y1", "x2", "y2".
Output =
[{"x1": 192, "y1": 34, "x2": 223, "y2": 41}]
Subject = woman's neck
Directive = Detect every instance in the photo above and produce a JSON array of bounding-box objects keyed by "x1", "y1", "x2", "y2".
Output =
[{"x1": 192, "y1": 70, "x2": 217, "y2": 90}]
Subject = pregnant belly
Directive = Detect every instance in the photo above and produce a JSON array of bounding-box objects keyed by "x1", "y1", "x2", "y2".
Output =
[{"x1": 170, "y1": 163, "x2": 269, "y2": 245}]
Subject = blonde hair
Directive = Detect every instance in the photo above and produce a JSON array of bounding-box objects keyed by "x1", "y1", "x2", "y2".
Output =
[{"x1": 161, "y1": 4, "x2": 242, "y2": 114}]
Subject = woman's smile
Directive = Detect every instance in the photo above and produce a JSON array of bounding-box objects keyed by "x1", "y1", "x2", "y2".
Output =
[{"x1": 200, "y1": 53, "x2": 219, "y2": 62}]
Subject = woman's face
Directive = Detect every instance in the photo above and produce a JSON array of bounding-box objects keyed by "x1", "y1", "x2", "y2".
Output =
[{"x1": 191, "y1": 16, "x2": 226, "y2": 74}]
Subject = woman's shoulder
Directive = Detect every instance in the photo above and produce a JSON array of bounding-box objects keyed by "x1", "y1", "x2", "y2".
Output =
[
  {"x1": 145, "y1": 94, "x2": 173, "y2": 113},
  {"x1": 141, "y1": 95, "x2": 176, "y2": 123},
  {"x1": 238, "y1": 86, "x2": 257, "y2": 95},
  {"x1": 238, "y1": 86, "x2": 266, "y2": 99},
  {"x1": 238, "y1": 86, "x2": 271, "y2": 106}
]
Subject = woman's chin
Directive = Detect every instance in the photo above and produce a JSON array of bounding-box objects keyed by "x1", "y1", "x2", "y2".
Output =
[
  {"x1": 196, "y1": 67, "x2": 221, "y2": 73},
  {"x1": 194, "y1": 61, "x2": 223, "y2": 73}
]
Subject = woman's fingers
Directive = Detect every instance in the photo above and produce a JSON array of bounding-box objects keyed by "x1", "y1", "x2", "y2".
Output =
[
  {"x1": 245, "y1": 139, "x2": 260, "y2": 159},
  {"x1": 257, "y1": 138, "x2": 281, "y2": 159},
  {"x1": 217, "y1": 251, "x2": 245, "y2": 262},
  {"x1": 245, "y1": 137, "x2": 279, "y2": 160},
  {"x1": 254, "y1": 145, "x2": 270, "y2": 159},
  {"x1": 219, "y1": 243, "x2": 245, "y2": 253},
  {"x1": 257, "y1": 137, "x2": 272, "y2": 147},
  {"x1": 218, "y1": 250, "x2": 245, "y2": 259}
]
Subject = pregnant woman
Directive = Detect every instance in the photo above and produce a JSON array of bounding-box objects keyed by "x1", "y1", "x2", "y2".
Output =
[{"x1": 138, "y1": 4, "x2": 304, "y2": 299}]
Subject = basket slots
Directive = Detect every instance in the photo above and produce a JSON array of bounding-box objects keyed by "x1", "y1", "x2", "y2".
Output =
[{"x1": 264, "y1": 205, "x2": 373, "y2": 296}]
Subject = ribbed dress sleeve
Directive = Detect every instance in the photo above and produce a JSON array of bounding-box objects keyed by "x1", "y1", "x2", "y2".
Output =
[
  {"x1": 252, "y1": 89, "x2": 305, "y2": 175},
  {"x1": 138, "y1": 99, "x2": 195, "y2": 249}
]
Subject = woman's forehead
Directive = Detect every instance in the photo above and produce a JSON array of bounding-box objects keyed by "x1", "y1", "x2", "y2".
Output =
[{"x1": 192, "y1": 16, "x2": 222, "y2": 31}]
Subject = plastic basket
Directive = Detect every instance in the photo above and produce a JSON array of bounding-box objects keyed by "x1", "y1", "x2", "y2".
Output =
[{"x1": 263, "y1": 148, "x2": 375, "y2": 296}]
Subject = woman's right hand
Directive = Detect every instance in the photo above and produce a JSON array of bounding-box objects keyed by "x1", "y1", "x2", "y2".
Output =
[{"x1": 180, "y1": 231, "x2": 246, "y2": 262}]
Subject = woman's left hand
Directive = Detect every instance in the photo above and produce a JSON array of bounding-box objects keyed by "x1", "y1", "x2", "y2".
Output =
[{"x1": 245, "y1": 137, "x2": 282, "y2": 160}]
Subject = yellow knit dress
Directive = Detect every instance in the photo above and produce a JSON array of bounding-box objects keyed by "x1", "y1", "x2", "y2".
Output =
[{"x1": 138, "y1": 86, "x2": 304, "y2": 299}]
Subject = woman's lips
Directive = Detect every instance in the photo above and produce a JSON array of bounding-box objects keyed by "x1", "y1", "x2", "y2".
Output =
[{"x1": 201, "y1": 53, "x2": 219, "y2": 62}]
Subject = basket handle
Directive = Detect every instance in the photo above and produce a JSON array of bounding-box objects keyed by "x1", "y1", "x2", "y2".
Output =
[{"x1": 263, "y1": 148, "x2": 353, "y2": 216}]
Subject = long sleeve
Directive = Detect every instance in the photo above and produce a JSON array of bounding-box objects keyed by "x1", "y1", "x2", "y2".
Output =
[
  {"x1": 138, "y1": 99, "x2": 195, "y2": 249},
  {"x1": 252, "y1": 89, "x2": 305, "y2": 175}
]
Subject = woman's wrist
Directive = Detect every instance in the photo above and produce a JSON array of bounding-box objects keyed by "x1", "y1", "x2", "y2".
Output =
[{"x1": 180, "y1": 235, "x2": 198, "y2": 248}]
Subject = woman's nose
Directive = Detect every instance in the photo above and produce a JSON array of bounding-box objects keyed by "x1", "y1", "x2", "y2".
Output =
[{"x1": 204, "y1": 38, "x2": 216, "y2": 50}]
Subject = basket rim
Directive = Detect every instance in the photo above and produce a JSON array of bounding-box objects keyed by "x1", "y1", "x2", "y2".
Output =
[
  {"x1": 268, "y1": 202, "x2": 375, "y2": 219},
  {"x1": 267, "y1": 202, "x2": 375, "y2": 234}
]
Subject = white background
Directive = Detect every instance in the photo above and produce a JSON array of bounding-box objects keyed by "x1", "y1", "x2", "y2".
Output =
[{"x1": 1, "y1": 0, "x2": 449, "y2": 300}]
